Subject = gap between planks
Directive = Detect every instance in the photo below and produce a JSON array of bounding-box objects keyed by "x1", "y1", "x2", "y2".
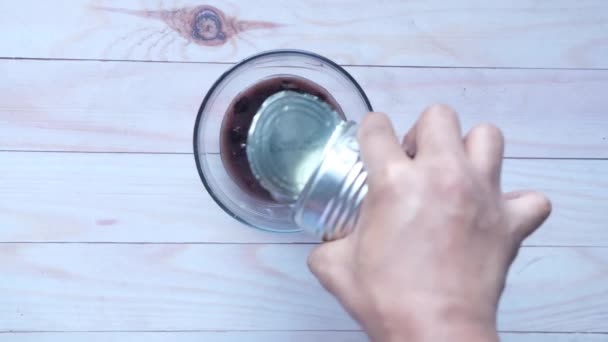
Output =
[
  {"x1": 2, "y1": 242, "x2": 608, "y2": 248},
  {"x1": 3, "y1": 56, "x2": 608, "y2": 71},
  {"x1": 0, "y1": 332, "x2": 606, "y2": 342},
  {"x1": 3, "y1": 150, "x2": 608, "y2": 161}
]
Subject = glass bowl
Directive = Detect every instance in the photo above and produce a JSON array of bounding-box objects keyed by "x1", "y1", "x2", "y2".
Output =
[{"x1": 193, "y1": 50, "x2": 372, "y2": 232}]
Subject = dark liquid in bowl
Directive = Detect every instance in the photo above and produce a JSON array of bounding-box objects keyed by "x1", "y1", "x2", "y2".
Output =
[{"x1": 220, "y1": 76, "x2": 345, "y2": 201}]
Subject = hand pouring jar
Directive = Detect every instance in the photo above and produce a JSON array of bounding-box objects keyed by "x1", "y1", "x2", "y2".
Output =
[{"x1": 194, "y1": 50, "x2": 372, "y2": 240}]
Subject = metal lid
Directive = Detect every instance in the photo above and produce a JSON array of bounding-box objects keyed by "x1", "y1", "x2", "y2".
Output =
[{"x1": 246, "y1": 91, "x2": 342, "y2": 202}]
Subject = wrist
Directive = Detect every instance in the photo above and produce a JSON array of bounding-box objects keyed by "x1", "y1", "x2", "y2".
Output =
[
  {"x1": 379, "y1": 321, "x2": 498, "y2": 342},
  {"x1": 362, "y1": 297, "x2": 499, "y2": 342},
  {"x1": 369, "y1": 319, "x2": 498, "y2": 342}
]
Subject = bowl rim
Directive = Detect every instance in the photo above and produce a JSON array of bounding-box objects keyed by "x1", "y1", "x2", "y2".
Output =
[{"x1": 193, "y1": 49, "x2": 373, "y2": 232}]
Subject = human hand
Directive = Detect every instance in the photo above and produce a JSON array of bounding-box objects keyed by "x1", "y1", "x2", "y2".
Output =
[{"x1": 307, "y1": 105, "x2": 552, "y2": 342}]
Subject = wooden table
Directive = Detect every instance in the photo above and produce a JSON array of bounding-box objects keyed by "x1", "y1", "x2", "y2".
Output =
[{"x1": 1, "y1": 1, "x2": 607, "y2": 341}]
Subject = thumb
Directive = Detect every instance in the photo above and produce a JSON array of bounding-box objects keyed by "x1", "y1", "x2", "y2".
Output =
[
  {"x1": 307, "y1": 238, "x2": 351, "y2": 296},
  {"x1": 503, "y1": 190, "x2": 552, "y2": 243}
]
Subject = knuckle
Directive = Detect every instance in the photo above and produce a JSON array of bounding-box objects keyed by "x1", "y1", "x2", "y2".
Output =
[
  {"x1": 371, "y1": 161, "x2": 407, "y2": 193},
  {"x1": 360, "y1": 112, "x2": 388, "y2": 129},
  {"x1": 427, "y1": 154, "x2": 461, "y2": 173},
  {"x1": 435, "y1": 168, "x2": 474, "y2": 199},
  {"x1": 422, "y1": 104, "x2": 457, "y2": 121},
  {"x1": 470, "y1": 123, "x2": 504, "y2": 144},
  {"x1": 537, "y1": 194, "x2": 553, "y2": 216},
  {"x1": 382, "y1": 160, "x2": 407, "y2": 183},
  {"x1": 307, "y1": 247, "x2": 327, "y2": 272},
  {"x1": 366, "y1": 163, "x2": 408, "y2": 208},
  {"x1": 356, "y1": 126, "x2": 378, "y2": 145},
  {"x1": 357, "y1": 113, "x2": 390, "y2": 142},
  {"x1": 307, "y1": 245, "x2": 346, "y2": 294},
  {"x1": 357, "y1": 127, "x2": 379, "y2": 146}
]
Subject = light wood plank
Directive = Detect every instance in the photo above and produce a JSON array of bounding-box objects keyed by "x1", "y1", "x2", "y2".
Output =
[
  {"x1": 1, "y1": 153, "x2": 606, "y2": 245},
  {"x1": 0, "y1": 245, "x2": 606, "y2": 332},
  {"x1": 1, "y1": 0, "x2": 607, "y2": 68},
  {"x1": 0, "y1": 332, "x2": 370, "y2": 342},
  {"x1": 1, "y1": 60, "x2": 607, "y2": 158},
  {"x1": 0, "y1": 152, "x2": 311, "y2": 243},
  {"x1": 2, "y1": 332, "x2": 606, "y2": 342}
]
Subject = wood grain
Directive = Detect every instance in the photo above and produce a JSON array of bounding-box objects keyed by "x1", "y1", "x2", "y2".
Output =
[
  {"x1": 1, "y1": 332, "x2": 606, "y2": 342},
  {"x1": 0, "y1": 0, "x2": 607, "y2": 68},
  {"x1": 1, "y1": 152, "x2": 606, "y2": 245},
  {"x1": 1, "y1": 60, "x2": 607, "y2": 158},
  {"x1": 0, "y1": 244, "x2": 606, "y2": 332}
]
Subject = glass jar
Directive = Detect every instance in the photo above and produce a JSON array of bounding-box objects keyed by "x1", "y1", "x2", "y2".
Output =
[{"x1": 193, "y1": 50, "x2": 372, "y2": 233}]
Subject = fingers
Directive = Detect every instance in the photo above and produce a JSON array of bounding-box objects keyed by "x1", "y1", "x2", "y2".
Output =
[
  {"x1": 357, "y1": 112, "x2": 408, "y2": 176},
  {"x1": 503, "y1": 190, "x2": 552, "y2": 242},
  {"x1": 411, "y1": 104, "x2": 464, "y2": 158},
  {"x1": 307, "y1": 238, "x2": 351, "y2": 296},
  {"x1": 464, "y1": 124, "x2": 505, "y2": 187}
]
